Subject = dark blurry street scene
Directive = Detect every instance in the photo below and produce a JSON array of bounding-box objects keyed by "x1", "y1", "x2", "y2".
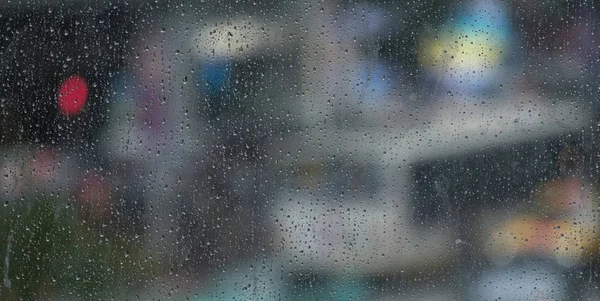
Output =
[{"x1": 1, "y1": 0, "x2": 600, "y2": 300}]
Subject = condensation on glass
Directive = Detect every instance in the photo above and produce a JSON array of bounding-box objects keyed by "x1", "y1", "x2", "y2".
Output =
[{"x1": 0, "y1": 1, "x2": 598, "y2": 300}]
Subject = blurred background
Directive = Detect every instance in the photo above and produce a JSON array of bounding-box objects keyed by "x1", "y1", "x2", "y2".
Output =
[{"x1": 0, "y1": 0, "x2": 599, "y2": 300}]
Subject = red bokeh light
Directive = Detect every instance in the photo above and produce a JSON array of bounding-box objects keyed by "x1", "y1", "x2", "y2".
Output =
[{"x1": 57, "y1": 75, "x2": 88, "y2": 116}]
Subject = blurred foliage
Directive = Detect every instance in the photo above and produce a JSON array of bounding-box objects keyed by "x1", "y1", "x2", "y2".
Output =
[{"x1": 0, "y1": 197, "x2": 155, "y2": 300}]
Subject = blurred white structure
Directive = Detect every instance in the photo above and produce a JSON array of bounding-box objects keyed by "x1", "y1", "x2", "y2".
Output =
[{"x1": 270, "y1": 97, "x2": 592, "y2": 274}]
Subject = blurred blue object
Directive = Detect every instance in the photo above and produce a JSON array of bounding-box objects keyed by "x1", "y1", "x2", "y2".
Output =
[
  {"x1": 418, "y1": 0, "x2": 514, "y2": 98},
  {"x1": 198, "y1": 59, "x2": 232, "y2": 98},
  {"x1": 355, "y1": 61, "x2": 395, "y2": 106},
  {"x1": 455, "y1": 0, "x2": 512, "y2": 42}
]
